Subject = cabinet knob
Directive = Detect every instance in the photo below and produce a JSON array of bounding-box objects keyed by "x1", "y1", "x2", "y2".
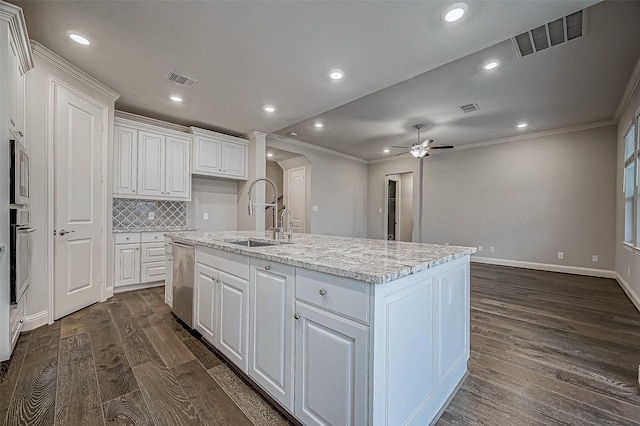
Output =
[
  {"x1": 319, "y1": 288, "x2": 327, "y2": 296},
  {"x1": 136, "y1": 247, "x2": 139, "y2": 250},
  {"x1": 126, "y1": 237, "x2": 130, "y2": 240},
  {"x1": 18, "y1": 131, "x2": 24, "y2": 137},
  {"x1": 132, "y1": 190, "x2": 136, "y2": 193},
  {"x1": 264, "y1": 265, "x2": 270, "y2": 271},
  {"x1": 294, "y1": 313, "x2": 300, "y2": 320}
]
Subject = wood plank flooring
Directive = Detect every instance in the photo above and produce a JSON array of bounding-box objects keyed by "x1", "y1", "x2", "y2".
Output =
[{"x1": 0, "y1": 264, "x2": 638, "y2": 425}]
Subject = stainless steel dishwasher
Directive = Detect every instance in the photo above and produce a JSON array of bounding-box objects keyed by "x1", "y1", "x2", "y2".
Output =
[{"x1": 171, "y1": 241, "x2": 195, "y2": 328}]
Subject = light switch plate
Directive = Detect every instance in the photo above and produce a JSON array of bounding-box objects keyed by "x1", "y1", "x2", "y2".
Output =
[
  {"x1": 148, "y1": 212, "x2": 155, "y2": 220},
  {"x1": 203, "y1": 213, "x2": 209, "y2": 220},
  {"x1": 313, "y1": 206, "x2": 319, "y2": 212}
]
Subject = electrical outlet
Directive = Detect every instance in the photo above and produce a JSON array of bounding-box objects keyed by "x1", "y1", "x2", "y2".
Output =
[
  {"x1": 478, "y1": 246, "x2": 483, "y2": 252},
  {"x1": 313, "y1": 206, "x2": 319, "y2": 212},
  {"x1": 591, "y1": 255, "x2": 598, "y2": 263},
  {"x1": 490, "y1": 247, "x2": 494, "y2": 252},
  {"x1": 378, "y1": 208, "x2": 382, "y2": 213},
  {"x1": 148, "y1": 212, "x2": 155, "y2": 220},
  {"x1": 203, "y1": 212, "x2": 209, "y2": 220},
  {"x1": 557, "y1": 252, "x2": 564, "y2": 260}
]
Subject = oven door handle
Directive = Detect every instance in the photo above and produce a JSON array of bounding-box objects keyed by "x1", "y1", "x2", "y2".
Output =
[{"x1": 17, "y1": 227, "x2": 37, "y2": 234}]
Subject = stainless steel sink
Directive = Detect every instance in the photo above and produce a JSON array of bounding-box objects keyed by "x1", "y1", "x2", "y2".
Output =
[{"x1": 226, "y1": 239, "x2": 280, "y2": 247}]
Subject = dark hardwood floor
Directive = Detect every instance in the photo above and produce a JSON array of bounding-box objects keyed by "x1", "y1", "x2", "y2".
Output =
[{"x1": 1, "y1": 264, "x2": 639, "y2": 425}]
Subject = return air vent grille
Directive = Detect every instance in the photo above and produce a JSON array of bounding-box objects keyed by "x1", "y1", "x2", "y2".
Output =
[
  {"x1": 165, "y1": 71, "x2": 198, "y2": 88},
  {"x1": 513, "y1": 10, "x2": 584, "y2": 58},
  {"x1": 459, "y1": 103, "x2": 479, "y2": 113}
]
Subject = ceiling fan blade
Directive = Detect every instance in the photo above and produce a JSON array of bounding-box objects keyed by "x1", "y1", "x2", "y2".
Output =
[
  {"x1": 391, "y1": 152, "x2": 408, "y2": 157},
  {"x1": 429, "y1": 145, "x2": 454, "y2": 150},
  {"x1": 390, "y1": 145, "x2": 409, "y2": 149}
]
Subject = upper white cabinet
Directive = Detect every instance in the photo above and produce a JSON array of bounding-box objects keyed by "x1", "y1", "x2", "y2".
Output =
[
  {"x1": 191, "y1": 127, "x2": 247, "y2": 180},
  {"x1": 8, "y1": 33, "x2": 25, "y2": 142},
  {"x1": 113, "y1": 116, "x2": 191, "y2": 200}
]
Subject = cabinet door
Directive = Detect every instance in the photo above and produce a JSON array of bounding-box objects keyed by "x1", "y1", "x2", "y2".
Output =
[
  {"x1": 295, "y1": 302, "x2": 369, "y2": 426},
  {"x1": 217, "y1": 270, "x2": 249, "y2": 372},
  {"x1": 137, "y1": 131, "x2": 165, "y2": 197},
  {"x1": 222, "y1": 141, "x2": 246, "y2": 178},
  {"x1": 165, "y1": 136, "x2": 191, "y2": 199},
  {"x1": 8, "y1": 34, "x2": 21, "y2": 139},
  {"x1": 114, "y1": 244, "x2": 141, "y2": 287},
  {"x1": 195, "y1": 263, "x2": 217, "y2": 345},
  {"x1": 193, "y1": 135, "x2": 222, "y2": 175},
  {"x1": 113, "y1": 126, "x2": 138, "y2": 196},
  {"x1": 249, "y1": 260, "x2": 295, "y2": 411},
  {"x1": 165, "y1": 253, "x2": 173, "y2": 307}
]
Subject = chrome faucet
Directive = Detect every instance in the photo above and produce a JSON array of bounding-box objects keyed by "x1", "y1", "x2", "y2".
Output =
[
  {"x1": 280, "y1": 209, "x2": 293, "y2": 242},
  {"x1": 247, "y1": 177, "x2": 280, "y2": 240}
]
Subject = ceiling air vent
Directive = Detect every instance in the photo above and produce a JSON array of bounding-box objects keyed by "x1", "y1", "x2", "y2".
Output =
[
  {"x1": 512, "y1": 10, "x2": 584, "y2": 58},
  {"x1": 165, "y1": 71, "x2": 199, "y2": 88},
  {"x1": 459, "y1": 103, "x2": 479, "y2": 113}
]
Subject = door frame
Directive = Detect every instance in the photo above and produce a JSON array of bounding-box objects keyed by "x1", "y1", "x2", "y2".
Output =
[
  {"x1": 46, "y1": 77, "x2": 110, "y2": 324},
  {"x1": 287, "y1": 166, "x2": 307, "y2": 233},
  {"x1": 384, "y1": 175, "x2": 401, "y2": 241}
]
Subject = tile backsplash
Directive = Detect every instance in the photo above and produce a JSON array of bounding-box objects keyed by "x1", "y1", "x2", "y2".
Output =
[{"x1": 113, "y1": 199, "x2": 187, "y2": 230}]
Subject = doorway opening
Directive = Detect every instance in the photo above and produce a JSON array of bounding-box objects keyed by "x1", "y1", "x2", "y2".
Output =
[{"x1": 384, "y1": 172, "x2": 414, "y2": 242}]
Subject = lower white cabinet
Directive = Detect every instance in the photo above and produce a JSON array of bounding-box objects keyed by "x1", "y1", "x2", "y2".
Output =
[
  {"x1": 249, "y1": 259, "x2": 296, "y2": 411},
  {"x1": 195, "y1": 262, "x2": 217, "y2": 344},
  {"x1": 217, "y1": 270, "x2": 249, "y2": 372},
  {"x1": 114, "y1": 243, "x2": 140, "y2": 286},
  {"x1": 294, "y1": 301, "x2": 369, "y2": 426}
]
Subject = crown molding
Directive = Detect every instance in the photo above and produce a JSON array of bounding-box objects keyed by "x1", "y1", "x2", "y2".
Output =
[
  {"x1": 1, "y1": 2, "x2": 33, "y2": 71},
  {"x1": 31, "y1": 41, "x2": 120, "y2": 101},
  {"x1": 615, "y1": 55, "x2": 640, "y2": 122},
  {"x1": 267, "y1": 133, "x2": 368, "y2": 164},
  {"x1": 190, "y1": 126, "x2": 248, "y2": 143},
  {"x1": 116, "y1": 110, "x2": 189, "y2": 134}
]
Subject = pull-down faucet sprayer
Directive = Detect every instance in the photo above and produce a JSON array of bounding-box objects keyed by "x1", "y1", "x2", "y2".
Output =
[{"x1": 247, "y1": 177, "x2": 280, "y2": 240}]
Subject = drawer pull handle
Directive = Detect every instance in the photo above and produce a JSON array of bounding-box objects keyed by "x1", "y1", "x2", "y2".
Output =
[
  {"x1": 264, "y1": 265, "x2": 270, "y2": 270},
  {"x1": 319, "y1": 288, "x2": 327, "y2": 296},
  {"x1": 294, "y1": 313, "x2": 300, "y2": 320}
]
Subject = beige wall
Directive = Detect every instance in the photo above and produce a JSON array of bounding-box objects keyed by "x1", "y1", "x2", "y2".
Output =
[
  {"x1": 616, "y1": 74, "x2": 640, "y2": 309},
  {"x1": 186, "y1": 177, "x2": 238, "y2": 232},
  {"x1": 267, "y1": 136, "x2": 368, "y2": 238},
  {"x1": 369, "y1": 125, "x2": 617, "y2": 271}
]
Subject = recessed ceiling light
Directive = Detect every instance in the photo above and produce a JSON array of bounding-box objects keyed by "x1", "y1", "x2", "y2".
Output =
[
  {"x1": 170, "y1": 95, "x2": 183, "y2": 103},
  {"x1": 329, "y1": 69, "x2": 344, "y2": 80},
  {"x1": 517, "y1": 122, "x2": 528, "y2": 128},
  {"x1": 483, "y1": 61, "x2": 499, "y2": 70},
  {"x1": 314, "y1": 122, "x2": 324, "y2": 128},
  {"x1": 383, "y1": 149, "x2": 390, "y2": 153},
  {"x1": 69, "y1": 33, "x2": 91, "y2": 45},
  {"x1": 289, "y1": 132, "x2": 298, "y2": 137},
  {"x1": 442, "y1": 3, "x2": 467, "y2": 23},
  {"x1": 267, "y1": 153, "x2": 273, "y2": 157},
  {"x1": 264, "y1": 105, "x2": 276, "y2": 113}
]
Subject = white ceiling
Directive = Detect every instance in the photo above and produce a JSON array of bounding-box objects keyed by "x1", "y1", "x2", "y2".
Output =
[{"x1": 14, "y1": 0, "x2": 638, "y2": 162}]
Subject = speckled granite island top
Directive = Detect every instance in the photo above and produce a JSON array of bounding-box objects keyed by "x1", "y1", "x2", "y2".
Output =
[{"x1": 166, "y1": 231, "x2": 476, "y2": 284}]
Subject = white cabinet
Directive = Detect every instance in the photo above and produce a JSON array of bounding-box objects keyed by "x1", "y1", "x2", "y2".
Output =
[
  {"x1": 195, "y1": 262, "x2": 217, "y2": 344},
  {"x1": 113, "y1": 126, "x2": 138, "y2": 195},
  {"x1": 165, "y1": 244, "x2": 173, "y2": 307},
  {"x1": 191, "y1": 127, "x2": 247, "y2": 180},
  {"x1": 113, "y1": 117, "x2": 191, "y2": 200},
  {"x1": 217, "y1": 270, "x2": 249, "y2": 372},
  {"x1": 8, "y1": 33, "x2": 25, "y2": 142},
  {"x1": 249, "y1": 259, "x2": 295, "y2": 411},
  {"x1": 114, "y1": 243, "x2": 140, "y2": 287},
  {"x1": 113, "y1": 232, "x2": 166, "y2": 287}
]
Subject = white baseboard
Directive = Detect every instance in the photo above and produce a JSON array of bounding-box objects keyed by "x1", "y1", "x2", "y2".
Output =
[
  {"x1": 615, "y1": 272, "x2": 640, "y2": 312},
  {"x1": 471, "y1": 256, "x2": 616, "y2": 279},
  {"x1": 106, "y1": 286, "x2": 114, "y2": 299},
  {"x1": 23, "y1": 310, "x2": 49, "y2": 331},
  {"x1": 113, "y1": 281, "x2": 164, "y2": 294}
]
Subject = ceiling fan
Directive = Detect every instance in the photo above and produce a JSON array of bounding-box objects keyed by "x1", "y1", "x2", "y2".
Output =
[{"x1": 391, "y1": 124, "x2": 454, "y2": 158}]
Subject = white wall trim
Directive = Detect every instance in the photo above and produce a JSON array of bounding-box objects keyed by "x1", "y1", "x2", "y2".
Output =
[
  {"x1": 267, "y1": 133, "x2": 368, "y2": 164},
  {"x1": 22, "y1": 310, "x2": 48, "y2": 331},
  {"x1": 31, "y1": 41, "x2": 120, "y2": 101},
  {"x1": 471, "y1": 256, "x2": 616, "y2": 279},
  {"x1": 0, "y1": 3, "x2": 34, "y2": 70},
  {"x1": 615, "y1": 272, "x2": 640, "y2": 312},
  {"x1": 368, "y1": 120, "x2": 617, "y2": 165},
  {"x1": 615, "y1": 55, "x2": 640, "y2": 121},
  {"x1": 116, "y1": 110, "x2": 189, "y2": 133}
]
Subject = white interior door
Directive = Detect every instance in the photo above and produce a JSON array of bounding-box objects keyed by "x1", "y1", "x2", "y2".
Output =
[
  {"x1": 287, "y1": 167, "x2": 306, "y2": 233},
  {"x1": 54, "y1": 85, "x2": 105, "y2": 319}
]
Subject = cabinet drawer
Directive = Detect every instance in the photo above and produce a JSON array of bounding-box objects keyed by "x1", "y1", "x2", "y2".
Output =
[
  {"x1": 142, "y1": 232, "x2": 166, "y2": 243},
  {"x1": 141, "y1": 242, "x2": 166, "y2": 262},
  {"x1": 197, "y1": 246, "x2": 249, "y2": 280},
  {"x1": 296, "y1": 269, "x2": 370, "y2": 325},
  {"x1": 141, "y1": 261, "x2": 166, "y2": 283},
  {"x1": 114, "y1": 233, "x2": 141, "y2": 244}
]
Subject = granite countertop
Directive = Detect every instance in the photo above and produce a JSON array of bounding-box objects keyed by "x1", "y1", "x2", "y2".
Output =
[
  {"x1": 113, "y1": 226, "x2": 197, "y2": 233},
  {"x1": 165, "y1": 231, "x2": 476, "y2": 284}
]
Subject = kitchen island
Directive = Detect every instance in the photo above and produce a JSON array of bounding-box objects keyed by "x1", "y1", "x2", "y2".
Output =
[{"x1": 165, "y1": 231, "x2": 475, "y2": 426}]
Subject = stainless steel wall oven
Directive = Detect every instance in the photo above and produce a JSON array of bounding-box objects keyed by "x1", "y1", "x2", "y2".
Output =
[{"x1": 10, "y1": 209, "x2": 35, "y2": 305}]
